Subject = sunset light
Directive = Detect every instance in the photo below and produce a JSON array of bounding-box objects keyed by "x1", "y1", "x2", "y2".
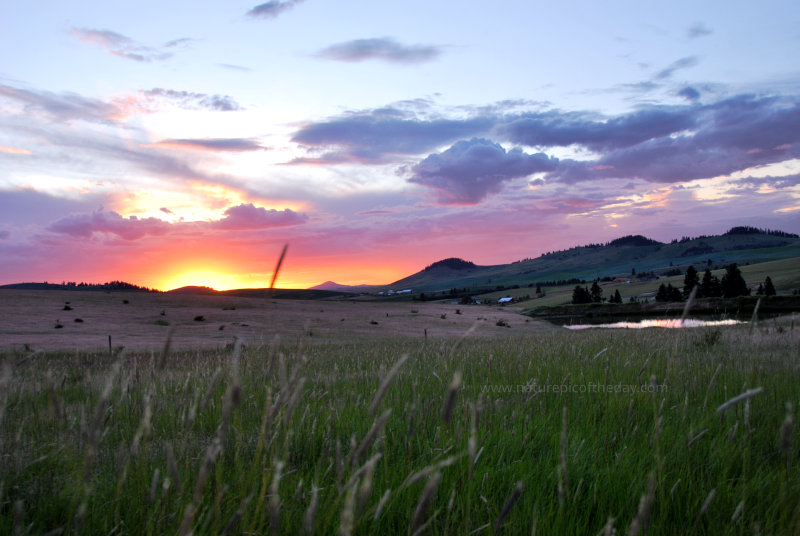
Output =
[{"x1": 1, "y1": 1, "x2": 799, "y2": 289}]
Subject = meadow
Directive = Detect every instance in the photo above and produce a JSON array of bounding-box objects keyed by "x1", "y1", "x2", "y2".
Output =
[{"x1": 0, "y1": 291, "x2": 798, "y2": 535}]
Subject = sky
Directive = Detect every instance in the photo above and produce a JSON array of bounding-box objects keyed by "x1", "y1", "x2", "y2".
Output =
[{"x1": 1, "y1": 0, "x2": 799, "y2": 290}]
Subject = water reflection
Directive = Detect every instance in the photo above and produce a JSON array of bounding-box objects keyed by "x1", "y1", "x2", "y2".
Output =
[{"x1": 564, "y1": 318, "x2": 743, "y2": 330}]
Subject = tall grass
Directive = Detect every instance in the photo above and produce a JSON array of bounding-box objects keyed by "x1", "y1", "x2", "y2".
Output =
[{"x1": 1, "y1": 321, "x2": 798, "y2": 534}]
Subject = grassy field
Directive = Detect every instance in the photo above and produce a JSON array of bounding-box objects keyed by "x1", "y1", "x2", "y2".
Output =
[
  {"x1": 1, "y1": 293, "x2": 799, "y2": 535},
  {"x1": 482, "y1": 256, "x2": 800, "y2": 308}
]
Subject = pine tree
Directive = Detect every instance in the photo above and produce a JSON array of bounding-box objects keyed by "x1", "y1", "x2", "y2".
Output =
[
  {"x1": 572, "y1": 285, "x2": 592, "y2": 304},
  {"x1": 656, "y1": 283, "x2": 668, "y2": 302},
  {"x1": 590, "y1": 281, "x2": 603, "y2": 303},
  {"x1": 668, "y1": 284, "x2": 683, "y2": 302},
  {"x1": 721, "y1": 263, "x2": 749, "y2": 298},
  {"x1": 764, "y1": 276, "x2": 776, "y2": 296},
  {"x1": 701, "y1": 268, "x2": 722, "y2": 298},
  {"x1": 683, "y1": 266, "x2": 699, "y2": 297}
]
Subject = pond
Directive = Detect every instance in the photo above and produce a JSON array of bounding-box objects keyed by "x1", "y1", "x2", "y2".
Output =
[{"x1": 563, "y1": 318, "x2": 744, "y2": 330}]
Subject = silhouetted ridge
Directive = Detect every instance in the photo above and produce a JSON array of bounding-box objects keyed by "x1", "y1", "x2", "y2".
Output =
[
  {"x1": 424, "y1": 258, "x2": 477, "y2": 271},
  {"x1": 607, "y1": 235, "x2": 662, "y2": 247},
  {"x1": 0, "y1": 281, "x2": 157, "y2": 292},
  {"x1": 725, "y1": 226, "x2": 798, "y2": 238}
]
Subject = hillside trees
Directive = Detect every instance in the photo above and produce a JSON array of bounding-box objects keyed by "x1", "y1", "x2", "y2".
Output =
[
  {"x1": 764, "y1": 276, "x2": 776, "y2": 296},
  {"x1": 590, "y1": 281, "x2": 603, "y2": 303},
  {"x1": 656, "y1": 283, "x2": 683, "y2": 302},
  {"x1": 721, "y1": 263, "x2": 750, "y2": 298},
  {"x1": 572, "y1": 285, "x2": 592, "y2": 304},
  {"x1": 683, "y1": 266, "x2": 699, "y2": 297}
]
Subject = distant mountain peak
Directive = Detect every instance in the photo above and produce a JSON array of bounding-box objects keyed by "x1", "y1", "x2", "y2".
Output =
[
  {"x1": 424, "y1": 258, "x2": 477, "y2": 271},
  {"x1": 309, "y1": 281, "x2": 378, "y2": 292}
]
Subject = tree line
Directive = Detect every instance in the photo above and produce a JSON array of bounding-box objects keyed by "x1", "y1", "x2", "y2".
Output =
[{"x1": 572, "y1": 263, "x2": 777, "y2": 304}]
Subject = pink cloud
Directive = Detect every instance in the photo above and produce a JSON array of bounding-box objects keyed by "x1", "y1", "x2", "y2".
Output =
[
  {"x1": 213, "y1": 204, "x2": 308, "y2": 230},
  {"x1": 47, "y1": 210, "x2": 170, "y2": 240}
]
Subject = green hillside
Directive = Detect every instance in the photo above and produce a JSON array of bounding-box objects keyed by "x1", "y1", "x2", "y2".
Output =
[{"x1": 384, "y1": 229, "x2": 800, "y2": 296}]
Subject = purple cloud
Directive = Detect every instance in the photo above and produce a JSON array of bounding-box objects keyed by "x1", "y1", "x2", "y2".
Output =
[
  {"x1": 549, "y1": 95, "x2": 800, "y2": 184},
  {"x1": 247, "y1": 0, "x2": 305, "y2": 18},
  {"x1": 678, "y1": 86, "x2": 701, "y2": 101},
  {"x1": 317, "y1": 37, "x2": 441, "y2": 64},
  {"x1": 0, "y1": 230, "x2": 9, "y2": 240},
  {"x1": 213, "y1": 204, "x2": 308, "y2": 229},
  {"x1": 0, "y1": 83, "x2": 119, "y2": 123},
  {"x1": 289, "y1": 109, "x2": 494, "y2": 164},
  {"x1": 48, "y1": 210, "x2": 170, "y2": 240},
  {"x1": 409, "y1": 138, "x2": 558, "y2": 205},
  {"x1": 500, "y1": 107, "x2": 696, "y2": 151}
]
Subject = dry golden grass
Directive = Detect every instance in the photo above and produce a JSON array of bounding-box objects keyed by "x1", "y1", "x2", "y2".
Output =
[{"x1": 0, "y1": 289, "x2": 554, "y2": 352}]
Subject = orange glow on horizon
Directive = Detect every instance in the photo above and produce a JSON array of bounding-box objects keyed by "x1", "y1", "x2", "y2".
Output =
[{"x1": 148, "y1": 255, "x2": 413, "y2": 292}]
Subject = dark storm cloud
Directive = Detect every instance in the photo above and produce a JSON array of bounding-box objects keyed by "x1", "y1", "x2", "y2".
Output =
[
  {"x1": 247, "y1": 0, "x2": 305, "y2": 19},
  {"x1": 317, "y1": 38, "x2": 441, "y2": 64},
  {"x1": 408, "y1": 138, "x2": 558, "y2": 205}
]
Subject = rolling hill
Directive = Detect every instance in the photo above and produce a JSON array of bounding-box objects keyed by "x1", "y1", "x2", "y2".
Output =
[{"x1": 380, "y1": 227, "x2": 800, "y2": 294}]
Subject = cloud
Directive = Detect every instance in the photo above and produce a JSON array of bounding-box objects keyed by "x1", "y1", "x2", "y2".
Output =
[
  {"x1": 71, "y1": 28, "x2": 186, "y2": 62},
  {"x1": 289, "y1": 108, "x2": 493, "y2": 164},
  {"x1": 218, "y1": 63, "x2": 253, "y2": 72},
  {"x1": 147, "y1": 138, "x2": 267, "y2": 152},
  {"x1": 0, "y1": 145, "x2": 32, "y2": 155},
  {"x1": 0, "y1": 230, "x2": 9, "y2": 240},
  {"x1": 500, "y1": 107, "x2": 696, "y2": 151},
  {"x1": 142, "y1": 88, "x2": 243, "y2": 111},
  {"x1": 688, "y1": 22, "x2": 712, "y2": 38},
  {"x1": 48, "y1": 210, "x2": 171, "y2": 240},
  {"x1": 0, "y1": 188, "x2": 110, "y2": 227},
  {"x1": 247, "y1": 0, "x2": 305, "y2": 19},
  {"x1": 409, "y1": 138, "x2": 558, "y2": 205},
  {"x1": 655, "y1": 56, "x2": 699, "y2": 80},
  {"x1": 0, "y1": 83, "x2": 120, "y2": 123},
  {"x1": 213, "y1": 204, "x2": 308, "y2": 229},
  {"x1": 42, "y1": 202, "x2": 307, "y2": 243},
  {"x1": 317, "y1": 38, "x2": 441, "y2": 64},
  {"x1": 732, "y1": 173, "x2": 800, "y2": 190},
  {"x1": 678, "y1": 86, "x2": 701, "y2": 101},
  {"x1": 547, "y1": 95, "x2": 800, "y2": 184}
]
